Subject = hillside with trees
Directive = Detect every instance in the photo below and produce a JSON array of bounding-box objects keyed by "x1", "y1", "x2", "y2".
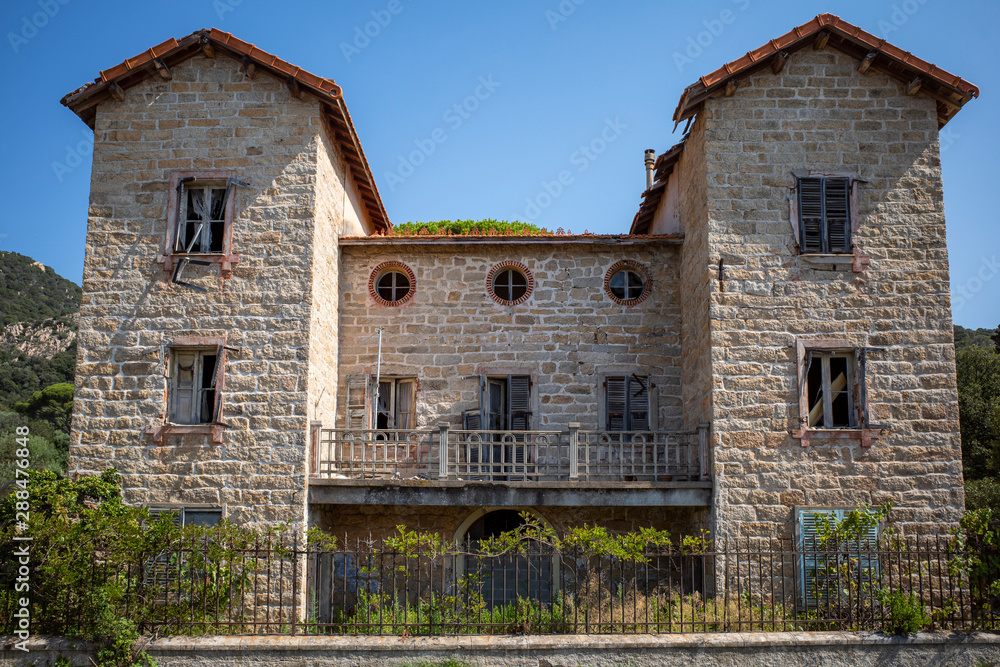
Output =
[{"x1": 954, "y1": 324, "x2": 1000, "y2": 520}]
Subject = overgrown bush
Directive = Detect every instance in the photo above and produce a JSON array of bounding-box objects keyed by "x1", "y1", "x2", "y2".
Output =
[{"x1": 879, "y1": 590, "x2": 930, "y2": 635}]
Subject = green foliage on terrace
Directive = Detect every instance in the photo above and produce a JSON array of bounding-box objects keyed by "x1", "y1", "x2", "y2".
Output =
[{"x1": 390, "y1": 219, "x2": 551, "y2": 236}]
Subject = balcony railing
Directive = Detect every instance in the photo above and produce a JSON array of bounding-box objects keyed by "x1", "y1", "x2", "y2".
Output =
[{"x1": 310, "y1": 423, "x2": 709, "y2": 483}]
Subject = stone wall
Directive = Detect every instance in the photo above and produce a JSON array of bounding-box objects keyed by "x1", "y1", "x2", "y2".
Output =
[
  {"x1": 701, "y1": 48, "x2": 963, "y2": 539},
  {"x1": 9, "y1": 632, "x2": 1000, "y2": 667},
  {"x1": 68, "y1": 53, "x2": 333, "y2": 526},
  {"x1": 336, "y1": 239, "x2": 684, "y2": 432}
]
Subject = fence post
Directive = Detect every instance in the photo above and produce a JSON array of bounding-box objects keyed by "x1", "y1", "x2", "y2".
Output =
[
  {"x1": 310, "y1": 421, "x2": 321, "y2": 478},
  {"x1": 697, "y1": 422, "x2": 710, "y2": 481},
  {"x1": 438, "y1": 422, "x2": 451, "y2": 479},
  {"x1": 568, "y1": 422, "x2": 580, "y2": 480}
]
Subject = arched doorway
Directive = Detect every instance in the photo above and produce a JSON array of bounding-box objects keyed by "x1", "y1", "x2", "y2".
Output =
[{"x1": 455, "y1": 508, "x2": 555, "y2": 607}]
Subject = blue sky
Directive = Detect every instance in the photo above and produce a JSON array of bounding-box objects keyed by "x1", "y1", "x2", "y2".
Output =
[{"x1": 0, "y1": 0, "x2": 997, "y2": 328}]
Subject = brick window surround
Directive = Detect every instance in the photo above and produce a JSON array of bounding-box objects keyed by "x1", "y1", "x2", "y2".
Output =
[
  {"x1": 368, "y1": 261, "x2": 416, "y2": 307},
  {"x1": 604, "y1": 260, "x2": 651, "y2": 307},
  {"x1": 158, "y1": 170, "x2": 240, "y2": 278},
  {"x1": 486, "y1": 261, "x2": 534, "y2": 306}
]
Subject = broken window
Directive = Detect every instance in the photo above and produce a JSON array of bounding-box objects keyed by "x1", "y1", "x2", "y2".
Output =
[
  {"x1": 374, "y1": 377, "x2": 417, "y2": 430},
  {"x1": 805, "y1": 351, "x2": 856, "y2": 429},
  {"x1": 176, "y1": 184, "x2": 228, "y2": 254},
  {"x1": 605, "y1": 375, "x2": 649, "y2": 431},
  {"x1": 797, "y1": 177, "x2": 851, "y2": 254},
  {"x1": 168, "y1": 347, "x2": 224, "y2": 425}
]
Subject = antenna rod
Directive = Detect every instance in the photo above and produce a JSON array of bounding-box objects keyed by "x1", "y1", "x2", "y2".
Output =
[{"x1": 373, "y1": 327, "x2": 383, "y2": 428}]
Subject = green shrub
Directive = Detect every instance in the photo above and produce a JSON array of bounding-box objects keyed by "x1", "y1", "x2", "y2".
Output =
[{"x1": 879, "y1": 590, "x2": 930, "y2": 635}]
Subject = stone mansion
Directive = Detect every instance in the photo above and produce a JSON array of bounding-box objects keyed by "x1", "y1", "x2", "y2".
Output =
[{"x1": 63, "y1": 14, "x2": 978, "y2": 546}]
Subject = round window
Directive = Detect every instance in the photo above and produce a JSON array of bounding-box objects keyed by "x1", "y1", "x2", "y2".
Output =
[
  {"x1": 486, "y1": 261, "x2": 534, "y2": 306},
  {"x1": 605, "y1": 261, "x2": 650, "y2": 306},
  {"x1": 376, "y1": 271, "x2": 410, "y2": 302},
  {"x1": 492, "y1": 269, "x2": 527, "y2": 302},
  {"x1": 368, "y1": 262, "x2": 416, "y2": 307}
]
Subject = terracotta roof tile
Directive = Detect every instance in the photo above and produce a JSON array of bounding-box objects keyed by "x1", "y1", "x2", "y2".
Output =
[
  {"x1": 674, "y1": 13, "x2": 978, "y2": 128},
  {"x1": 62, "y1": 28, "x2": 385, "y2": 230}
]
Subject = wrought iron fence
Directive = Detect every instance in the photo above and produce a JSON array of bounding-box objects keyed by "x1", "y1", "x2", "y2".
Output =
[
  {"x1": 6, "y1": 533, "x2": 998, "y2": 636},
  {"x1": 311, "y1": 424, "x2": 709, "y2": 482}
]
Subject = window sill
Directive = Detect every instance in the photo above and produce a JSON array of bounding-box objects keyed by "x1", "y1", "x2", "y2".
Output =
[
  {"x1": 146, "y1": 422, "x2": 225, "y2": 443},
  {"x1": 157, "y1": 252, "x2": 241, "y2": 278},
  {"x1": 791, "y1": 427, "x2": 884, "y2": 448},
  {"x1": 798, "y1": 249, "x2": 870, "y2": 273}
]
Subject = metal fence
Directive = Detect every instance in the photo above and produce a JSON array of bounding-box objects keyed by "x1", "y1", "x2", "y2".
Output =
[
  {"x1": 311, "y1": 424, "x2": 709, "y2": 482},
  {"x1": 7, "y1": 533, "x2": 998, "y2": 637}
]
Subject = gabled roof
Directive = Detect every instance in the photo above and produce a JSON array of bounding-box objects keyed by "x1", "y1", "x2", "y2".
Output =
[
  {"x1": 673, "y1": 13, "x2": 979, "y2": 129},
  {"x1": 61, "y1": 28, "x2": 390, "y2": 232},
  {"x1": 632, "y1": 13, "x2": 980, "y2": 234}
]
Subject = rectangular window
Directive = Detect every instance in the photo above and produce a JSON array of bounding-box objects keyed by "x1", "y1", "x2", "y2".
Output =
[
  {"x1": 168, "y1": 344, "x2": 224, "y2": 425},
  {"x1": 798, "y1": 176, "x2": 851, "y2": 254},
  {"x1": 374, "y1": 377, "x2": 417, "y2": 430},
  {"x1": 149, "y1": 506, "x2": 223, "y2": 528},
  {"x1": 805, "y1": 352, "x2": 856, "y2": 429},
  {"x1": 479, "y1": 375, "x2": 531, "y2": 431},
  {"x1": 605, "y1": 375, "x2": 649, "y2": 431},
  {"x1": 176, "y1": 184, "x2": 228, "y2": 254},
  {"x1": 160, "y1": 170, "x2": 241, "y2": 280},
  {"x1": 797, "y1": 508, "x2": 879, "y2": 609}
]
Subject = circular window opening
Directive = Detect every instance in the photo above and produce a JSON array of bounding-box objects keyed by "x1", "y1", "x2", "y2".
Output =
[
  {"x1": 376, "y1": 270, "x2": 411, "y2": 303},
  {"x1": 492, "y1": 269, "x2": 528, "y2": 303},
  {"x1": 368, "y1": 262, "x2": 416, "y2": 307},
  {"x1": 605, "y1": 261, "x2": 650, "y2": 306}
]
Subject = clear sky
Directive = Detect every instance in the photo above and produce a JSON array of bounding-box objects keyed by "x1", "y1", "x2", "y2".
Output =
[{"x1": 0, "y1": 0, "x2": 997, "y2": 328}]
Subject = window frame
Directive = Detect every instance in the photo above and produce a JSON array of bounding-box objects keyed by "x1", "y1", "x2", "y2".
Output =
[
  {"x1": 151, "y1": 336, "x2": 228, "y2": 443},
  {"x1": 373, "y1": 376, "x2": 419, "y2": 430},
  {"x1": 795, "y1": 506, "x2": 880, "y2": 610},
  {"x1": 368, "y1": 262, "x2": 416, "y2": 307},
  {"x1": 789, "y1": 171, "x2": 861, "y2": 260},
  {"x1": 604, "y1": 260, "x2": 651, "y2": 307},
  {"x1": 793, "y1": 339, "x2": 885, "y2": 448},
  {"x1": 159, "y1": 170, "x2": 240, "y2": 278},
  {"x1": 148, "y1": 505, "x2": 225, "y2": 528},
  {"x1": 486, "y1": 261, "x2": 534, "y2": 306},
  {"x1": 603, "y1": 374, "x2": 651, "y2": 432}
]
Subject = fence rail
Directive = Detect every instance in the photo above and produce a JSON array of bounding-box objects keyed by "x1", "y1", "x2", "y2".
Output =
[
  {"x1": 7, "y1": 534, "x2": 998, "y2": 637},
  {"x1": 311, "y1": 423, "x2": 709, "y2": 482}
]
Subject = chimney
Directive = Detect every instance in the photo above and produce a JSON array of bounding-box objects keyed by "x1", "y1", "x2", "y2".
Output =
[{"x1": 644, "y1": 149, "x2": 656, "y2": 191}]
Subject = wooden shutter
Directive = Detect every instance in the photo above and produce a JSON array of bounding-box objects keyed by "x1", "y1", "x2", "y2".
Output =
[
  {"x1": 628, "y1": 376, "x2": 649, "y2": 431},
  {"x1": 171, "y1": 350, "x2": 197, "y2": 424},
  {"x1": 508, "y1": 375, "x2": 531, "y2": 431},
  {"x1": 824, "y1": 178, "x2": 850, "y2": 253},
  {"x1": 463, "y1": 409, "x2": 482, "y2": 430},
  {"x1": 606, "y1": 377, "x2": 627, "y2": 431},
  {"x1": 797, "y1": 508, "x2": 879, "y2": 608},
  {"x1": 210, "y1": 344, "x2": 226, "y2": 424},
  {"x1": 345, "y1": 375, "x2": 370, "y2": 430},
  {"x1": 798, "y1": 178, "x2": 824, "y2": 253}
]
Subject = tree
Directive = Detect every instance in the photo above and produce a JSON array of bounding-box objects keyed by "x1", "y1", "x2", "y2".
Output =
[
  {"x1": 14, "y1": 381, "x2": 74, "y2": 433},
  {"x1": 956, "y1": 345, "x2": 1000, "y2": 481}
]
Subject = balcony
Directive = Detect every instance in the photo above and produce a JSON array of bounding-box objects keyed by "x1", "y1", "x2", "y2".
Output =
[{"x1": 308, "y1": 423, "x2": 712, "y2": 508}]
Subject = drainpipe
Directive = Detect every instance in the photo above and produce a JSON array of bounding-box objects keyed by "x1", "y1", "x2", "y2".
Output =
[{"x1": 644, "y1": 149, "x2": 656, "y2": 191}]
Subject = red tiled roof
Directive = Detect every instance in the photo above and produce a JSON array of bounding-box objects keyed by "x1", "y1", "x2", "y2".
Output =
[
  {"x1": 633, "y1": 13, "x2": 981, "y2": 233},
  {"x1": 673, "y1": 13, "x2": 979, "y2": 129},
  {"x1": 61, "y1": 28, "x2": 389, "y2": 232}
]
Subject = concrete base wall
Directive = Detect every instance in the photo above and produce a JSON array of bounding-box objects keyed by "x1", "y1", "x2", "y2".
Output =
[{"x1": 6, "y1": 632, "x2": 1000, "y2": 666}]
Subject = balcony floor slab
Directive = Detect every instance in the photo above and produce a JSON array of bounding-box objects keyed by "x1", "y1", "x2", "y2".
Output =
[{"x1": 308, "y1": 479, "x2": 712, "y2": 507}]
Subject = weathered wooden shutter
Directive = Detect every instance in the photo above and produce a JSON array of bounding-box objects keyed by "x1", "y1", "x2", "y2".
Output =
[
  {"x1": 797, "y1": 508, "x2": 879, "y2": 608},
  {"x1": 508, "y1": 375, "x2": 531, "y2": 431},
  {"x1": 824, "y1": 178, "x2": 850, "y2": 253},
  {"x1": 629, "y1": 376, "x2": 649, "y2": 431},
  {"x1": 463, "y1": 409, "x2": 482, "y2": 430},
  {"x1": 798, "y1": 178, "x2": 824, "y2": 253},
  {"x1": 171, "y1": 350, "x2": 197, "y2": 424},
  {"x1": 345, "y1": 375, "x2": 370, "y2": 430},
  {"x1": 606, "y1": 377, "x2": 627, "y2": 431},
  {"x1": 210, "y1": 344, "x2": 225, "y2": 424}
]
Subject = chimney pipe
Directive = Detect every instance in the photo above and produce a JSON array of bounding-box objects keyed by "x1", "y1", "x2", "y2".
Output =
[{"x1": 644, "y1": 149, "x2": 656, "y2": 191}]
